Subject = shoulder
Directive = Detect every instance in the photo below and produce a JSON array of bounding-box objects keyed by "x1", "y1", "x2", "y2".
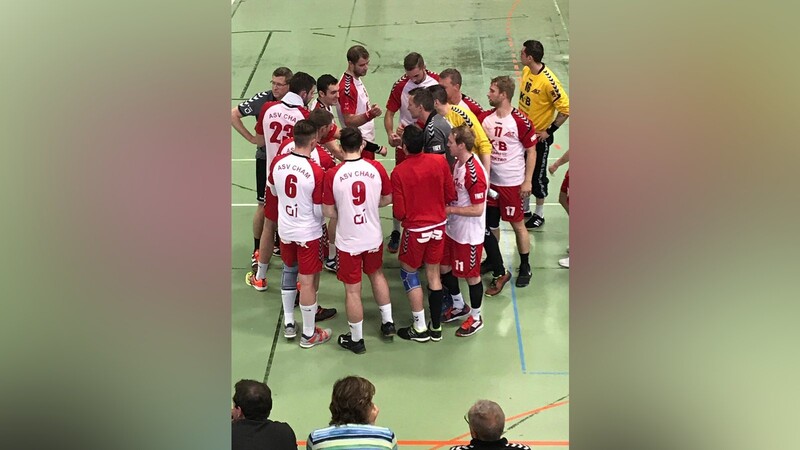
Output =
[
  {"x1": 478, "y1": 108, "x2": 497, "y2": 123},
  {"x1": 511, "y1": 108, "x2": 533, "y2": 128},
  {"x1": 340, "y1": 73, "x2": 355, "y2": 94},
  {"x1": 390, "y1": 75, "x2": 410, "y2": 92},
  {"x1": 426, "y1": 69, "x2": 440, "y2": 81}
]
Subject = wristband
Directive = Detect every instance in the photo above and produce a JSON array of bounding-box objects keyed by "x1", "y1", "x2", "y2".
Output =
[
  {"x1": 364, "y1": 141, "x2": 380, "y2": 153},
  {"x1": 546, "y1": 123, "x2": 560, "y2": 135}
]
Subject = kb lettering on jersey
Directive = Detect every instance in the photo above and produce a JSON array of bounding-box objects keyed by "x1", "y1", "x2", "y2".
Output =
[{"x1": 416, "y1": 229, "x2": 444, "y2": 244}]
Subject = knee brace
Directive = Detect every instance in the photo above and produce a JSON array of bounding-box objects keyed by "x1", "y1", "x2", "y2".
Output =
[
  {"x1": 281, "y1": 264, "x2": 299, "y2": 291},
  {"x1": 400, "y1": 268, "x2": 421, "y2": 293}
]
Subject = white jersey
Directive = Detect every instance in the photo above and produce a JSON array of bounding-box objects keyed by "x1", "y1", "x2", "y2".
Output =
[
  {"x1": 256, "y1": 95, "x2": 310, "y2": 170},
  {"x1": 446, "y1": 155, "x2": 488, "y2": 245},
  {"x1": 268, "y1": 152, "x2": 325, "y2": 242},
  {"x1": 337, "y1": 73, "x2": 375, "y2": 141},
  {"x1": 480, "y1": 108, "x2": 537, "y2": 186},
  {"x1": 323, "y1": 158, "x2": 391, "y2": 254},
  {"x1": 277, "y1": 139, "x2": 336, "y2": 171},
  {"x1": 386, "y1": 70, "x2": 440, "y2": 126}
]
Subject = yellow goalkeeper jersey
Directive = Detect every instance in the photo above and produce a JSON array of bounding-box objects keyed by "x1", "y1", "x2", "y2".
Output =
[
  {"x1": 444, "y1": 104, "x2": 492, "y2": 156},
  {"x1": 518, "y1": 64, "x2": 570, "y2": 131}
]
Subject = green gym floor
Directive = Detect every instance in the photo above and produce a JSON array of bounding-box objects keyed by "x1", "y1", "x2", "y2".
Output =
[{"x1": 231, "y1": 0, "x2": 569, "y2": 447}]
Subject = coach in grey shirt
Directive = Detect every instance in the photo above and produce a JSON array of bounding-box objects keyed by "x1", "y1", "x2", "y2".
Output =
[{"x1": 407, "y1": 87, "x2": 452, "y2": 163}]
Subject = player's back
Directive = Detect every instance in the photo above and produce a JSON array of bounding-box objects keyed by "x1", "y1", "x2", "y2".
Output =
[
  {"x1": 327, "y1": 158, "x2": 390, "y2": 253},
  {"x1": 259, "y1": 101, "x2": 310, "y2": 167},
  {"x1": 270, "y1": 152, "x2": 324, "y2": 242},
  {"x1": 392, "y1": 153, "x2": 454, "y2": 230}
]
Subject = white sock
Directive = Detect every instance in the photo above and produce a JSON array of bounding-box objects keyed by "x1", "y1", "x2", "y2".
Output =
[
  {"x1": 535, "y1": 204, "x2": 544, "y2": 217},
  {"x1": 300, "y1": 302, "x2": 318, "y2": 337},
  {"x1": 411, "y1": 310, "x2": 427, "y2": 332},
  {"x1": 451, "y1": 293, "x2": 465, "y2": 310},
  {"x1": 471, "y1": 307, "x2": 481, "y2": 320},
  {"x1": 281, "y1": 289, "x2": 296, "y2": 325},
  {"x1": 378, "y1": 303, "x2": 393, "y2": 324},
  {"x1": 256, "y1": 262, "x2": 268, "y2": 279},
  {"x1": 349, "y1": 321, "x2": 363, "y2": 341}
]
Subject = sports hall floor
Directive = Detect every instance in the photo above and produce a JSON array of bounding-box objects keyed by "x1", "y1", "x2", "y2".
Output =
[{"x1": 231, "y1": 0, "x2": 569, "y2": 447}]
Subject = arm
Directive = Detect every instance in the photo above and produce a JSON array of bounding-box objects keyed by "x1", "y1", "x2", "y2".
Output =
[
  {"x1": 231, "y1": 107, "x2": 258, "y2": 145},
  {"x1": 549, "y1": 148, "x2": 570, "y2": 174},
  {"x1": 521, "y1": 145, "x2": 537, "y2": 198},
  {"x1": 379, "y1": 194, "x2": 392, "y2": 207},
  {"x1": 384, "y1": 109, "x2": 401, "y2": 147},
  {"x1": 539, "y1": 78, "x2": 570, "y2": 140},
  {"x1": 391, "y1": 174, "x2": 406, "y2": 222},
  {"x1": 445, "y1": 202, "x2": 484, "y2": 217},
  {"x1": 323, "y1": 204, "x2": 338, "y2": 219},
  {"x1": 442, "y1": 159, "x2": 457, "y2": 205},
  {"x1": 323, "y1": 140, "x2": 346, "y2": 161}
]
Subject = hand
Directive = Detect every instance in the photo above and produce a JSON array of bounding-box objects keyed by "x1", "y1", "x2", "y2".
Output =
[
  {"x1": 378, "y1": 146, "x2": 388, "y2": 156},
  {"x1": 535, "y1": 130, "x2": 550, "y2": 141},
  {"x1": 368, "y1": 104, "x2": 383, "y2": 119},
  {"x1": 388, "y1": 133, "x2": 402, "y2": 147},
  {"x1": 549, "y1": 162, "x2": 559, "y2": 175},
  {"x1": 395, "y1": 124, "x2": 405, "y2": 135},
  {"x1": 520, "y1": 181, "x2": 532, "y2": 198},
  {"x1": 247, "y1": 135, "x2": 258, "y2": 145}
]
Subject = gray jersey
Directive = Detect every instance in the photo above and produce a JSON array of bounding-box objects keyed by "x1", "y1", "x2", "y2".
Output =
[
  {"x1": 237, "y1": 90, "x2": 276, "y2": 160},
  {"x1": 423, "y1": 112, "x2": 453, "y2": 166}
]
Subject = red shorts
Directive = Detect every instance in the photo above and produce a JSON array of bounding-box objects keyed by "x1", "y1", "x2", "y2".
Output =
[
  {"x1": 280, "y1": 238, "x2": 323, "y2": 275},
  {"x1": 488, "y1": 184, "x2": 524, "y2": 222},
  {"x1": 442, "y1": 235, "x2": 482, "y2": 278},
  {"x1": 561, "y1": 170, "x2": 569, "y2": 204},
  {"x1": 336, "y1": 244, "x2": 384, "y2": 285},
  {"x1": 398, "y1": 225, "x2": 446, "y2": 269},
  {"x1": 362, "y1": 150, "x2": 375, "y2": 160},
  {"x1": 264, "y1": 189, "x2": 279, "y2": 222}
]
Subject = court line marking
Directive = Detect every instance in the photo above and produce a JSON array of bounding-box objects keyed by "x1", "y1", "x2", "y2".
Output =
[
  {"x1": 553, "y1": 0, "x2": 569, "y2": 37},
  {"x1": 506, "y1": 0, "x2": 522, "y2": 79},
  {"x1": 507, "y1": 259, "x2": 528, "y2": 373},
  {"x1": 426, "y1": 400, "x2": 570, "y2": 450},
  {"x1": 477, "y1": 36, "x2": 487, "y2": 86},
  {"x1": 239, "y1": 32, "x2": 273, "y2": 98}
]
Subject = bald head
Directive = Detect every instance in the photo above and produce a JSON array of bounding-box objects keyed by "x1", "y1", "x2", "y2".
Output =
[{"x1": 468, "y1": 400, "x2": 505, "y2": 441}]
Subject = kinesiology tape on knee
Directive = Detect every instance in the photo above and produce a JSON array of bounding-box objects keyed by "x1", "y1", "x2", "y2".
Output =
[
  {"x1": 400, "y1": 268, "x2": 421, "y2": 293},
  {"x1": 281, "y1": 265, "x2": 299, "y2": 291}
]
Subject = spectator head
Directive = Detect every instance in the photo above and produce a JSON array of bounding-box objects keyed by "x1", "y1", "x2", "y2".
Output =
[
  {"x1": 232, "y1": 379, "x2": 272, "y2": 421},
  {"x1": 329, "y1": 376, "x2": 377, "y2": 426},
  {"x1": 466, "y1": 400, "x2": 505, "y2": 441}
]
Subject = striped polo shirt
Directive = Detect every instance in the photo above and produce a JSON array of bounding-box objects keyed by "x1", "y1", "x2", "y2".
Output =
[{"x1": 307, "y1": 424, "x2": 398, "y2": 450}]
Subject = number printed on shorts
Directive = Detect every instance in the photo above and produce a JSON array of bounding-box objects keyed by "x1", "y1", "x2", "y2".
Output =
[
  {"x1": 455, "y1": 260, "x2": 465, "y2": 273},
  {"x1": 269, "y1": 122, "x2": 294, "y2": 144},
  {"x1": 285, "y1": 174, "x2": 298, "y2": 198},
  {"x1": 351, "y1": 181, "x2": 366, "y2": 205},
  {"x1": 505, "y1": 206, "x2": 515, "y2": 216}
]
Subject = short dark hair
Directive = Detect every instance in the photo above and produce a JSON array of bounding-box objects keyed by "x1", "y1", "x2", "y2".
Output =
[
  {"x1": 402, "y1": 125, "x2": 425, "y2": 154},
  {"x1": 329, "y1": 376, "x2": 375, "y2": 426},
  {"x1": 522, "y1": 39, "x2": 544, "y2": 63},
  {"x1": 347, "y1": 45, "x2": 369, "y2": 64},
  {"x1": 272, "y1": 67, "x2": 293, "y2": 79},
  {"x1": 316, "y1": 74, "x2": 338, "y2": 94},
  {"x1": 233, "y1": 379, "x2": 272, "y2": 421},
  {"x1": 439, "y1": 68, "x2": 462, "y2": 87},
  {"x1": 451, "y1": 124, "x2": 475, "y2": 151},
  {"x1": 293, "y1": 119, "x2": 317, "y2": 147},
  {"x1": 339, "y1": 127, "x2": 363, "y2": 152},
  {"x1": 468, "y1": 400, "x2": 505, "y2": 441},
  {"x1": 403, "y1": 52, "x2": 425, "y2": 71},
  {"x1": 289, "y1": 72, "x2": 316, "y2": 96},
  {"x1": 427, "y1": 84, "x2": 448, "y2": 105},
  {"x1": 409, "y1": 87, "x2": 434, "y2": 112},
  {"x1": 308, "y1": 108, "x2": 334, "y2": 130},
  {"x1": 491, "y1": 75, "x2": 515, "y2": 100}
]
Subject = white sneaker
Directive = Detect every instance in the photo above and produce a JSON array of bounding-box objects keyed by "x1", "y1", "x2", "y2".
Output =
[{"x1": 558, "y1": 257, "x2": 569, "y2": 268}]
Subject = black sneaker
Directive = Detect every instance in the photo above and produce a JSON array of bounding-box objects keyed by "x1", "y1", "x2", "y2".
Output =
[
  {"x1": 480, "y1": 259, "x2": 493, "y2": 275},
  {"x1": 524, "y1": 211, "x2": 533, "y2": 219},
  {"x1": 515, "y1": 265, "x2": 532, "y2": 287},
  {"x1": 525, "y1": 213, "x2": 545, "y2": 229},
  {"x1": 387, "y1": 230, "x2": 401, "y2": 254},
  {"x1": 380, "y1": 321, "x2": 396, "y2": 338},
  {"x1": 337, "y1": 333, "x2": 366, "y2": 354},
  {"x1": 428, "y1": 322, "x2": 443, "y2": 342},
  {"x1": 315, "y1": 305, "x2": 337, "y2": 322},
  {"x1": 397, "y1": 325, "x2": 430, "y2": 342}
]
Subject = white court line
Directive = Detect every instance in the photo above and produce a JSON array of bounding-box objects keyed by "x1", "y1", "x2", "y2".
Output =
[{"x1": 553, "y1": 0, "x2": 569, "y2": 37}]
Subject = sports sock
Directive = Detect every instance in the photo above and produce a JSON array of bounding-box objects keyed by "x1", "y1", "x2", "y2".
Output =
[
  {"x1": 300, "y1": 302, "x2": 318, "y2": 337},
  {"x1": 281, "y1": 289, "x2": 296, "y2": 326},
  {"x1": 411, "y1": 310, "x2": 427, "y2": 332},
  {"x1": 428, "y1": 289, "x2": 444, "y2": 329},
  {"x1": 256, "y1": 262, "x2": 268, "y2": 280},
  {"x1": 535, "y1": 204, "x2": 544, "y2": 217},
  {"x1": 519, "y1": 252, "x2": 530, "y2": 268},
  {"x1": 254, "y1": 238, "x2": 260, "y2": 252},
  {"x1": 378, "y1": 303, "x2": 393, "y2": 324},
  {"x1": 451, "y1": 293, "x2": 465, "y2": 310},
  {"x1": 349, "y1": 321, "x2": 363, "y2": 341},
  {"x1": 468, "y1": 282, "x2": 484, "y2": 310}
]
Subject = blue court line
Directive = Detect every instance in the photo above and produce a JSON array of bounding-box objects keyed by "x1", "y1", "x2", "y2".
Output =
[{"x1": 507, "y1": 261, "x2": 528, "y2": 373}]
